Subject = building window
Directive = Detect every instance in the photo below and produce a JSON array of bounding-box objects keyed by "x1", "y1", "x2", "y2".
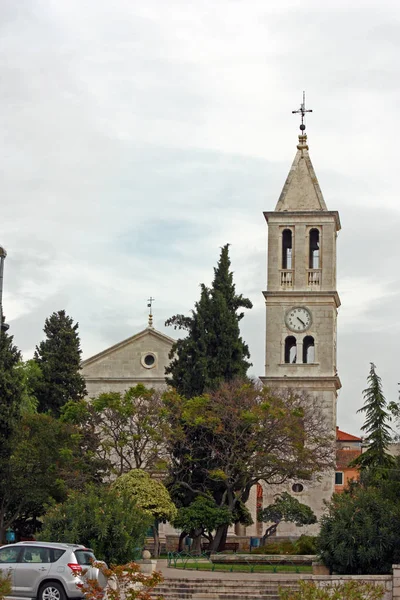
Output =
[
  {"x1": 292, "y1": 483, "x2": 304, "y2": 493},
  {"x1": 309, "y1": 228, "x2": 320, "y2": 268},
  {"x1": 141, "y1": 352, "x2": 157, "y2": 369},
  {"x1": 284, "y1": 336, "x2": 297, "y2": 364},
  {"x1": 282, "y1": 229, "x2": 293, "y2": 269},
  {"x1": 335, "y1": 472, "x2": 343, "y2": 485},
  {"x1": 303, "y1": 336, "x2": 315, "y2": 363}
]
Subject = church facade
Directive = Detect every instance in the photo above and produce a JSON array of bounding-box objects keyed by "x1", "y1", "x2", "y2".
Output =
[{"x1": 80, "y1": 122, "x2": 341, "y2": 540}]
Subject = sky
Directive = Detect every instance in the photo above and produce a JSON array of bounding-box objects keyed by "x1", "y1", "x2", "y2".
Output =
[{"x1": 1, "y1": 0, "x2": 400, "y2": 436}]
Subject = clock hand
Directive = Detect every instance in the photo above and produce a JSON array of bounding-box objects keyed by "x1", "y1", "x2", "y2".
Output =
[{"x1": 297, "y1": 317, "x2": 305, "y2": 326}]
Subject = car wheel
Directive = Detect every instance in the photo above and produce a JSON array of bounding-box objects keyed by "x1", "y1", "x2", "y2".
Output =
[{"x1": 38, "y1": 582, "x2": 66, "y2": 600}]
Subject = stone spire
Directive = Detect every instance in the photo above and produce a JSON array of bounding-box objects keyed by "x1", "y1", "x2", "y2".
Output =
[{"x1": 274, "y1": 133, "x2": 327, "y2": 212}]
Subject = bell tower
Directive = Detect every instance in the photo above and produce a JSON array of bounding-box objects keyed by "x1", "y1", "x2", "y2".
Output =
[{"x1": 260, "y1": 97, "x2": 341, "y2": 528}]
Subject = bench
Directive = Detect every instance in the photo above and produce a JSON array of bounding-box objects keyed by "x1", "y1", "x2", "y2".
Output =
[{"x1": 201, "y1": 542, "x2": 239, "y2": 553}]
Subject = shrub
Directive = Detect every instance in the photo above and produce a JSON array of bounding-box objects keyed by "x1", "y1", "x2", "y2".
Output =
[
  {"x1": 318, "y1": 486, "x2": 400, "y2": 574},
  {"x1": 279, "y1": 580, "x2": 384, "y2": 600},
  {"x1": 252, "y1": 540, "x2": 296, "y2": 555},
  {"x1": 78, "y1": 561, "x2": 163, "y2": 600},
  {"x1": 38, "y1": 485, "x2": 152, "y2": 564},
  {"x1": 294, "y1": 535, "x2": 317, "y2": 555}
]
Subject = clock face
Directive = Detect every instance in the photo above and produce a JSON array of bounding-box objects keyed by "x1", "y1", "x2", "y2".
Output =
[{"x1": 285, "y1": 307, "x2": 312, "y2": 332}]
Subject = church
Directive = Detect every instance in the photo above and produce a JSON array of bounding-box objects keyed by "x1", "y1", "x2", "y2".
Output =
[{"x1": 81, "y1": 104, "x2": 341, "y2": 539}]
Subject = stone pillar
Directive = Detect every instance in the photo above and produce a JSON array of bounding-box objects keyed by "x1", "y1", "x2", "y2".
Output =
[{"x1": 393, "y1": 565, "x2": 400, "y2": 599}]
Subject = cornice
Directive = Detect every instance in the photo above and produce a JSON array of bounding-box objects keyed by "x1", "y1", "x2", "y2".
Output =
[
  {"x1": 263, "y1": 290, "x2": 341, "y2": 308},
  {"x1": 263, "y1": 210, "x2": 341, "y2": 231}
]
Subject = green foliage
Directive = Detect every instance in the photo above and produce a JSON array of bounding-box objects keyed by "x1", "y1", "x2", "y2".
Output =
[
  {"x1": 16, "y1": 359, "x2": 42, "y2": 414},
  {"x1": 259, "y1": 492, "x2": 316, "y2": 541},
  {"x1": 39, "y1": 485, "x2": 151, "y2": 564},
  {"x1": 0, "y1": 330, "x2": 23, "y2": 462},
  {"x1": 294, "y1": 535, "x2": 317, "y2": 555},
  {"x1": 62, "y1": 385, "x2": 168, "y2": 476},
  {"x1": 113, "y1": 469, "x2": 177, "y2": 523},
  {"x1": 351, "y1": 363, "x2": 394, "y2": 475},
  {"x1": 279, "y1": 580, "x2": 384, "y2": 600},
  {"x1": 1, "y1": 412, "x2": 104, "y2": 540},
  {"x1": 165, "y1": 244, "x2": 252, "y2": 397},
  {"x1": 165, "y1": 379, "x2": 334, "y2": 551},
  {"x1": 318, "y1": 485, "x2": 400, "y2": 574},
  {"x1": 252, "y1": 540, "x2": 297, "y2": 555},
  {"x1": 172, "y1": 496, "x2": 233, "y2": 538},
  {"x1": 0, "y1": 570, "x2": 12, "y2": 600},
  {"x1": 34, "y1": 310, "x2": 87, "y2": 416}
]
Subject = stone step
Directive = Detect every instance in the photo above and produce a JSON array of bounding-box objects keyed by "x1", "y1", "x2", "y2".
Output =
[{"x1": 150, "y1": 578, "x2": 300, "y2": 600}]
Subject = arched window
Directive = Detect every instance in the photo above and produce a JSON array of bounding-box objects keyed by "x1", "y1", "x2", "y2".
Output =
[
  {"x1": 303, "y1": 336, "x2": 315, "y2": 364},
  {"x1": 309, "y1": 228, "x2": 320, "y2": 269},
  {"x1": 284, "y1": 336, "x2": 297, "y2": 364},
  {"x1": 282, "y1": 229, "x2": 292, "y2": 269}
]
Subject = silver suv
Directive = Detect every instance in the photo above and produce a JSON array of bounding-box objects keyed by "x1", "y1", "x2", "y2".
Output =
[{"x1": 0, "y1": 541, "x2": 106, "y2": 600}]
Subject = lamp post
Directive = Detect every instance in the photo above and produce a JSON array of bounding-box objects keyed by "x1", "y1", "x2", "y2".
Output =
[{"x1": 0, "y1": 246, "x2": 9, "y2": 333}]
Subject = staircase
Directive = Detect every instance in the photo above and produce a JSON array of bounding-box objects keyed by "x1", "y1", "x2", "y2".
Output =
[{"x1": 151, "y1": 577, "x2": 300, "y2": 600}]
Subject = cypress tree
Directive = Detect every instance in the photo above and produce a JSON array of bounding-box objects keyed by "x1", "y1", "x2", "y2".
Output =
[
  {"x1": 352, "y1": 362, "x2": 394, "y2": 473},
  {"x1": 165, "y1": 244, "x2": 252, "y2": 397},
  {"x1": 34, "y1": 310, "x2": 87, "y2": 416},
  {"x1": 0, "y1": 330, "x2": 23, "y2": 459}
]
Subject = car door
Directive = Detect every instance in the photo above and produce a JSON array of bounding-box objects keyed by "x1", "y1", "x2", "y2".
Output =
[
  {"x1": 13, "y1": 546, "x2": 52, "y2": 597},
  {"x1": 0, "y1": 545, "x2": 21, "y2": 592}
]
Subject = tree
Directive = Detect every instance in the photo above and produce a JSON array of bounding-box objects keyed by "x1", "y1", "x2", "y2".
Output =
[
  {"x1": 0, "y1": 330, "x2": 23, "y2": 462},
  {"x1": 164, "y1": 379, "x2": 335, "y2": 552},
  {"x1": 62, "y1": 385, "x2": 168, "y2": 476},
  {"x1": 318, "y1": 483, "x2": 400, "y2": 574},
  {"x1": 16, "y1": 359, "x2": 42, "y2": 414},
  {"x1": 34, "y1": 310, "x2": 86, "y2": 416},
  {"x1": 172, "y1": 496, "x2": 233, "y2": 553},
  {"x1": 351, "y1": 363, "x2": 394, "y2": 474},
  {"x1": 39, "y1": 485, "x2": 151, "y2": 564},
  {"x1": 165, "y1": 244, "x2": 252, "y2": 397},
  {"x1": 0, "y1": 412, "x2": 105, "y2": 542},
  {"x1": 113, "y1": 469, "x2": 177, "y2": 558},
  {"x1": 258, "y1": 492, "x2": 317, "y2": 544}
]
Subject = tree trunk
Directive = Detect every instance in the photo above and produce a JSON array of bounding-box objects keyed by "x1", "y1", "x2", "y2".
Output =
[
  {"x1": 152, "y1": 526, "x2": 160, "y2": 558},
  {"x1": 178, "y1": 531, "x2": 187, "y2": 552},
  {"x1": 211, "y1": 523, "x2": 228, "y2": 552}
]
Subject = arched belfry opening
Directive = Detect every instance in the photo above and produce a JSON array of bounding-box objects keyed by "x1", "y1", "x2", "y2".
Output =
[
  {"x1": 284, "y1": 336, "x2": 297, "y2": 364},
  {"x1": 303, "y1": 335, "x2": 315, "y2": 364},
  {"x1": 309, "y1": 228, "x2": 320, "y2": 269},
  {"x1": 282, "y1": 229, "x2": 292, "y2": 269}
]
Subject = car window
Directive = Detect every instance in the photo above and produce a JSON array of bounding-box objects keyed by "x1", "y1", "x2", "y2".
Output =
[
  {"x1": 74, "y1": 550, "x2": 96, "y2": 565},
  {"x1": 51, "y1": 549, "x2": 66, "y2": 563},
  {"x1": 0, "y1": 547, "x2": 20, "y2": 563},
  {"x1": 22, "y1": 547, "x2": 51, "y2": 563}
]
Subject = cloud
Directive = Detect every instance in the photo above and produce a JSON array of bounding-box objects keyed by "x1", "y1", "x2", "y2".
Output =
[{"x1": 1, "y1": 0, "x2": 400, "y2": 437}]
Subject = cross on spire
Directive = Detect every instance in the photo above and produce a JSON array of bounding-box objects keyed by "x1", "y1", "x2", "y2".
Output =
[
  {"x1": 147, "y1": 296, "x2": 155, "y2": 328},
  {"x1": 292, "y1": 91, "x2": 312, "y2": 133}
]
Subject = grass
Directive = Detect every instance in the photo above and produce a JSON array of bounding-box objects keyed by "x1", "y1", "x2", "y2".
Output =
[{"x1": 170, "y1": 561, "x2": 312, "y2": 573}]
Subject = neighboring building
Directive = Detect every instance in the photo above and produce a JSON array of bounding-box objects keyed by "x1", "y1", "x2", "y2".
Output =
[
  {"x1": 81, "y1": 319, "x2": 174, "y2": 398},
  {"x1": 335, "y1": 427, "x2": 362, "y2": 492},
  {"x1": 255, "y1": 123, "x2": 341, "y2": 536}
]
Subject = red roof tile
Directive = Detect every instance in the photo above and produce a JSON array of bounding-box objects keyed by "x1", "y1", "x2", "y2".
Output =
[
  {"x1": 336, "y1": 427, "x2": 362, "y2": 442},
  {"x1": 336, "y1": 448, "x2": 362, "y2": 469}
]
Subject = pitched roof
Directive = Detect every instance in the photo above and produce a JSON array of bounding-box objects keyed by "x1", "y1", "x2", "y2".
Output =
[
  {"x1": 81, "y1": 326, "x2": 175, "y2": 367},
  {"x1": 336, "y1": 448, "x2": 362, "y2": 469},
  {"x1": 336, "y1": 427, "x2": 362, "y2": 442},
  {"x1": 275, "y1": 134, "x2": 327, "y2": 212}
]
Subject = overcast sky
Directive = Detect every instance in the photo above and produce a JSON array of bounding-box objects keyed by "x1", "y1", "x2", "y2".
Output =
[{"x1": 1, "y1": 0, "x2": 399, "y2": 436}]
